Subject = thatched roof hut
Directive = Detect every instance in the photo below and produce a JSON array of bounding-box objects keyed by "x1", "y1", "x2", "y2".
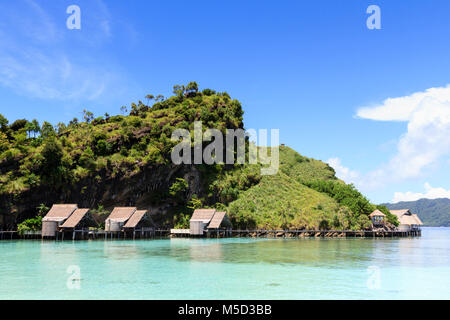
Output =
[
  {"x1": 105, "y1": 207, "x2": 136, "y2": 231},
  {"x1": 60, "y1": 209, "x2": 95, "y2": 230},
  {"x1": 42, "y1": 204, "x2": 78, "y2": 237},
  {"x1": 189, "y1": 209, "x2": 230, "y2": 235},
  {"x1": 190, "y1": 209, "x2": 216, "y2": 223},
  {"x1": 123, "y1": 210, "x2": 155, "y2": 230},
  {"x1": 390, "y1": 209, "x2": 423, "y2": 231},
  {"x1": 369, "y1": 209, "x2": 386, "y2": 218},
  {"x1": 207, "y1": 211, "x2": 227, "y2": 229},
  {"x1": 369, "y1": 209, "x2": 386, "y2": 226}
]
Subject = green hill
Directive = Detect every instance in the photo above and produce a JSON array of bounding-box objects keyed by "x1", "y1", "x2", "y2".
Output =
[
  {"x1": 0, "y1": 83, "x2": 396, "y2": 231},
  {"x1": 382, "y1": 198, "x2": 450, "y2": 227}
]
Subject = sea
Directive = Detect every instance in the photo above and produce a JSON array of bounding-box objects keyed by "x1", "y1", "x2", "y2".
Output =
[{"x1": 0, "y1": 227, "x2": 449, "y2": 299}]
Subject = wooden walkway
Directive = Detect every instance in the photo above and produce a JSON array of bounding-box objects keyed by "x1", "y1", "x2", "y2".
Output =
[
  {"x1": 0, "y1": 231, "x2": 17, "y2": 240},
  {"x1": 18, "y1": 228, "x2": 170, "y2": 241},
  {"x1": 224, "y1": 229, "x2": 422, "y2": 238},
  {"x1": 1, "y1": 229, "x2": 421, "y2": 241}
]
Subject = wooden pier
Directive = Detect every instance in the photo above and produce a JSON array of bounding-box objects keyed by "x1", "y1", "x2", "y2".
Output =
[
  {"x1": 9, "y1": 228, "x2": 170, "y2": 241},
  {"x1": 2, "y1": 228, "x2": 421, "y2": 241},
  {"x1": 223, "y1": 229, "x2": 422, "y2": 238},
  {"x1": 0, "y1": 231, "x2": 18, "y2": 240}
]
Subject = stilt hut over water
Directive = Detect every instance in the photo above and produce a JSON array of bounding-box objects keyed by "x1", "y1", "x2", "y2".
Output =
[
  {"x1": 390, "y1": 209, "x2": 423, "y2": 232},
  {"x1": 207, "y1": 211, "x2": 229, "y2": 230},
  {"x1": 59, "y1": 209, "x2": 96, "y2": 238},
  {"x1": 105, "y1": 207, "x2": 136, "y2": 231},
  {"x1": 42, "y1": 204, "x2": 77, "y2": 238},
  {"x1": 369, "y1": 210, "x2": 386, "y2": 226},
  {"x1": 190, "y1": 209, "x2": 216, "y2": 235},
  {"x1": 123, "y1": 210, "x2": 154, "y2": 230},
  {"x1": 188, "y1": 209, "x2": 230, "y2": 236},
  {"x1": 123, "y1": 210, "x2": 156, "y2": 238}
]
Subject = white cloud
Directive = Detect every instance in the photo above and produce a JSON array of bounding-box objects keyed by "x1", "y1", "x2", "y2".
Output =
[
  {"x1": 0, "y1": 0, "x2": 128, "y2": 102},
  {"x1": 355, "y1": 85, "x2": 450, "y2": 187},
  {"x1": 392, "y1": 183, "x2": 450, "y2": 203},
  {"x1": 0, "y1": 46, "x2": 112, "y2": 101},
  {"x1": 356, "y1": 86, "x2": 450, "y2": 121},
  {"x1": 327, "y1": 157, "x2": 360, "y2": 183},
  {"x1": 328, "y1": 85, "x2": 450, "y2": 195}
]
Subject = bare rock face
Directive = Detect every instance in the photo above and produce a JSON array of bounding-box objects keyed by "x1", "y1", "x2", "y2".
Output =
[{"x1": 1, "y1": 163, "x2": 203, "y2": 229}]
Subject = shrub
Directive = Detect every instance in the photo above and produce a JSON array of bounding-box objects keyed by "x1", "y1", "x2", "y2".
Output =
[{"x1": 17, "y1": 216, "x2": 42, "y2": 235}]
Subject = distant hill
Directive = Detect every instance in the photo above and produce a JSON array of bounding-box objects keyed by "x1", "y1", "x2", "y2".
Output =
[{"x1": 382, "y1": 198, "x2": 450, "y2": 227}]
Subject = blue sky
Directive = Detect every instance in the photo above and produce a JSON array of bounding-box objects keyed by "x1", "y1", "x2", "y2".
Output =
[{"x1": 1, "y1": 0, "x2": 450, "y2": 204}]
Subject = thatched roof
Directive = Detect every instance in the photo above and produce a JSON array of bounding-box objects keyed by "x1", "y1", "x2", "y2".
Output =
[
  {"x1": 190, "y1": 209, "x2": 216, "y2": 223},
  {"x1": 207, "y1": 211, "x2": 226, "y2": 229},
  {"x1": 390, "y1": 209, "x2": 411, "y2": 216},
  {"x1": 43, "y1": 204, "x2": 77, "y2": 222},
  {"x1": 60, "y1": 209, "x2": 90, "y2": 228},
  {"x1": 411, "y1": 214, "x2": 423, "y2": 225},
  {"x1": 106, "y1": 207, "x2": 136, "y2": 222},
  {"x1": 123, "y1": 210, "x2": 147, "y2": 228},
  {"x1": 390, "y1": 209, "x2": 423, "y2": 225},
  {"x1": 369, "y1": 209, "x2": 386, "y2": 218}
]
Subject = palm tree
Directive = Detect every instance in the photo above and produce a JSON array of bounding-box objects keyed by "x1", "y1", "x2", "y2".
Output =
[
  {"x1": 145, "y1": 94, "x2": 154, "y2": 106},
  {"x1": 31, "y1": 119, "x2": 40, "y2": 138}
]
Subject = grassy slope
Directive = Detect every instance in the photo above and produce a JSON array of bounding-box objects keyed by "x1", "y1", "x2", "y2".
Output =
[{"x1": 227, "y1": 146, "x2": 346, "y2": 229}]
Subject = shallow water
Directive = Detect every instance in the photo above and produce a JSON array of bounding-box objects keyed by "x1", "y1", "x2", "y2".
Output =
[{"x1": 0, "y1": 227, "x2": 449, "y2": 299}]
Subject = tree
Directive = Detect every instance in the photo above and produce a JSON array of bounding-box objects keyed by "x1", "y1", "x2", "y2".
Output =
[
  {"x1": 0, "y1": 132, "x2": 8, "y2": 152},
  {"x1": 25, "y1": 122, "x2": 33, "y2": 138},
  {"x1": 79, "y1": 146, "x2": 96, "y2": 169},
  {"x1": 10, "y1": 119, "x2": 28, "y2": 131},
  {"x1": 120, "y1": 106, "x2": 128, "y2": 115},
  {"x1": 173, "y1": 84, "x2": 185, "y2": 97},
  {"x1": 69, "y1": 117, "x2": 79, "y2": 128},
  {"x1": 37, "y1": 203, "x2": 50, "y2": 216},
  {"x1": 41, "y1": 136, "x2": 63, "y2": 174},
  {"x1": 187, "y1": 196, "x2": 202, "y2": 211},
  {"x1": 56, "y1": 122, "x2": 67, "y2": 134},
  {"x1": 202, "y1": 88, "x2": 216, "y2": 96},
  {"x1": 145, "y1": 94, "x2": 154, "y2": 106},
  {"x1": 169, "y1": 178, "x2": 188, "y2": 203},
  {"x1": 82, "y1": 109, "x2": 94, "y2": 123},
  {"x1": 31, "y1": 119, "x2": 40, "y2": 137},
  {"x1": 0, "y1": 114, "x2": 9, "y2": 132},
  {"x1": 185, "y1": 81, "x2": 199, "y2": 95},
  {"x1": 41, "y1": 121, "x2": 55, "y2": 138}
]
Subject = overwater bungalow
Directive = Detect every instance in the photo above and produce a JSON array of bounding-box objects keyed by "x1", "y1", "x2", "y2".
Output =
[
  {"x1": 207, "y1": 211, "x2": 228, "y2": 230},
  {"x1": 122, "y1": 210, "x2": 156, "y2": 238},
  {"x1": 190, "y1": 209, "x2": 217, "y2": 235},
  {"x1": 171, "y1": 209, "x2": 231, "y2": 237},
  {"x1": 104, "y1": 207, "x2": 136, "y2": 232},
  {"x1": 390, "y1": 209, "x2": 423, "y2": 232},
  {"x1": 41, "y1": 204, "x2": 78, "y2": 238},
  {"x1": 59, "y1": 208, "x2": 96, "y2": 239},
  {"x1": 369, "y1": 209, "x2": 386, "y2": 226}
]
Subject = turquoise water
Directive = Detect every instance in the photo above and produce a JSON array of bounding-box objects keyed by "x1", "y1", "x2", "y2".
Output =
[{"x1": 1, "y1": 227, "x2": 449, "y2": 299}]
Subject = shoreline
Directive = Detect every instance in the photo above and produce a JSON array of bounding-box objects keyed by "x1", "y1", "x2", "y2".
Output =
[{"x1": 0, "y1": 228, "x2": 422, "y2": 241}]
